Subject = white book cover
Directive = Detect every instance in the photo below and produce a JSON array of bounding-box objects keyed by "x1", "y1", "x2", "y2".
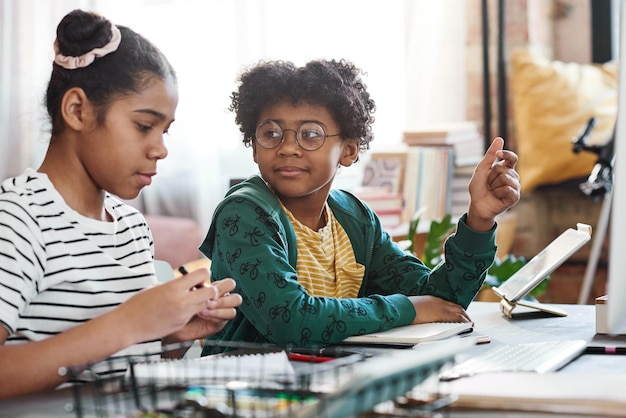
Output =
[{"x1": 342, "y1": 322, "x2": 472, "y2": 345}]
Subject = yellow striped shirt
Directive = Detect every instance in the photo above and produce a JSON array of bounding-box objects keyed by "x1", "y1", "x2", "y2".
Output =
[{"x1": 281, "y1": 202, "x2": 365, "y2": 298}]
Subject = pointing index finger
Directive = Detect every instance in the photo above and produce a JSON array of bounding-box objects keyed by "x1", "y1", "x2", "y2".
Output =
[{"x1": 481, "y1": 137, "x2": 504, "y2": 168}]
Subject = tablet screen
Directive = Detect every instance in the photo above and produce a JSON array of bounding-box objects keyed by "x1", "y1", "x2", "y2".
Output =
[{"x1": 495, "y1": 224, "x2": 592, "y2": 303}]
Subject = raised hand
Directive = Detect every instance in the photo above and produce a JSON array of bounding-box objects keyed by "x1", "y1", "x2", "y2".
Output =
[{"x1": 467, "y1": 137, "x2": 521, "y2": 232}]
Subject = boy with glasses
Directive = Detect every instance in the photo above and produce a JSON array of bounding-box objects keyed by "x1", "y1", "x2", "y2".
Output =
[{"x1": 200, "y1": 59, "x2": 520, "y2": 353}]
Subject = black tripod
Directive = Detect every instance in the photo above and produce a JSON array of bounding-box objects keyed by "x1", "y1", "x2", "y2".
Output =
[{"x1": 572, "y1": 117, "x2": 615, "y2": 304}]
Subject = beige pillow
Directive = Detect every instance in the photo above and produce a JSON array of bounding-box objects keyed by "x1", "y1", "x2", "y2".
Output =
[{"x1": 510, "y1": 50, "x2": 618, "y2": 191}]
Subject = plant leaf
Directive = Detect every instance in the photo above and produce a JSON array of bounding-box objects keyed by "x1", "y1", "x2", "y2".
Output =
[
  {"x1": 405, "y1": 207, "x2": 426, "y2": 255},
  {"x1": 422, "y1": 214, "x2": 454, "y2": 269}
]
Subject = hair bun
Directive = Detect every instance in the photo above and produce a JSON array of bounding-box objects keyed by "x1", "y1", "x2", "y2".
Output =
[{"x1": 55, "y1": 9, "x2": 113, "y2": 57}]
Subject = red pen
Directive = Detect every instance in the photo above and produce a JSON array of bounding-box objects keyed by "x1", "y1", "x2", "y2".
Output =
[{"x1": 286, "y1": 353, "x2": 335, "y2": 363}]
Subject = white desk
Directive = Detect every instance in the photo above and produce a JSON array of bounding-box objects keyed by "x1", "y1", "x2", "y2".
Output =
[
  {"x1": 463, "y1": 300, "x2": 596, "y2": 355},
  {"x1": 410, "y1": 302, "x2": 626, "y2": 417},
  {"x1": 1, "y1": 302, "x2": 624, "y2": 418},
  {"x1": 464, "y1": 301, "x2": 626, "y2": 373}
]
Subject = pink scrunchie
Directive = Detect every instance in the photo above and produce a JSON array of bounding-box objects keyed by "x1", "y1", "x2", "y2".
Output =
[{"x1": 53, "y1": 25, "x2": 121, "y2": 70}]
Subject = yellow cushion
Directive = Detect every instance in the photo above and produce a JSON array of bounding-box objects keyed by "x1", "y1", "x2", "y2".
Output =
[{"x1": 510, "y1": 50, "x2": 618, "y2": 191}]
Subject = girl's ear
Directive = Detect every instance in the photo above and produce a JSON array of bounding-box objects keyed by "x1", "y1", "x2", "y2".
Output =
[
  {"x1": 60, "y1": 87, "x2": 92, "y2": 131},
  {"x1": 339, "y1": 139, "x2": 360, "y2": 167}
]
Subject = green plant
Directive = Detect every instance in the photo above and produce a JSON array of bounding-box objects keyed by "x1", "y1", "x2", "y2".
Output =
[
  {"x1": 404, "y1": 208, "x2": 425, "y2": 256},
  {"x1": 405, "y1": 211, "x2": 548, "y2": 298},
  {"x1": 405, "y1": 209, "x2": 455, "y2": 268}
]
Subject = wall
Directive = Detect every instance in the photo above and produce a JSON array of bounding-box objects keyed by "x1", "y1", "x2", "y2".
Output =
[{"x1": 465, "y1": 0, "x2": 592, "y2": 151}]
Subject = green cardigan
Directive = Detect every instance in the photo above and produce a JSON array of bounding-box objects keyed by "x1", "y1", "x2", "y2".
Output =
[{"x1": 200, "y1": 175, "x2": 496, "y2": 353}]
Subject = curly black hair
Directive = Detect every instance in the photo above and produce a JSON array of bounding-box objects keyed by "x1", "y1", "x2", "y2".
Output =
[{"x1": 229, "y1": 59, "x2": 376, "y2": 153}]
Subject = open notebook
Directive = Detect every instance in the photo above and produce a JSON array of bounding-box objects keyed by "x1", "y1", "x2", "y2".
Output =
[
  {"x1": 128, "y1": 350, "x2": 297, "y2": 385},
  {"x1": 341, "y1": 322, "x2": 473, "y2": 347}
]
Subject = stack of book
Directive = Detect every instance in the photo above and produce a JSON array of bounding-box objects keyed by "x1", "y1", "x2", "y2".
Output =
[
  {"x1": 364, "y1": 147, "x2": 453, "y2": 223},
  {"x1": 403, "y1": 121, "x2": 484, "y2": 167},
  {"x1": 352, "y1": 187, "x2": 405, "y2": 228},
  {"x1": 354, "y1": 156, "x2": 405, "y2": 228},
  {"x1": 403, "y1": 121, "x2": 485, "y2": 219},
  {"x1": 450, "y1": 165, "x2": 475, "y2": 218}
]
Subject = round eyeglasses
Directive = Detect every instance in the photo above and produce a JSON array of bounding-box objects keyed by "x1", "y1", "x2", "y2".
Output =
[{"x1": 254, "y1": 120, "x2": 342, "y2": 151}]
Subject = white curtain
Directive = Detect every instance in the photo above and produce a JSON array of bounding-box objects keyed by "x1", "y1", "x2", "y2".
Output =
[
  {"x1": 0, "y1": 0, "x2": 466, "y2": 230},
  {"x1": 0, "y1": 0, "x2": 94, "y2": 182}
]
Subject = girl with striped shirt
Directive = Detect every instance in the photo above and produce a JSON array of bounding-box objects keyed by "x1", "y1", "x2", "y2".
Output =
[{"x1": 0, "y1": 9, "x2": 241, "y2": 399}]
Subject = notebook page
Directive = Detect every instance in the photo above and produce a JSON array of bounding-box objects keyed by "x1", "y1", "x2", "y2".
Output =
[{"x1": 128, "y1": 350, "x2": 296, "y2": 384}]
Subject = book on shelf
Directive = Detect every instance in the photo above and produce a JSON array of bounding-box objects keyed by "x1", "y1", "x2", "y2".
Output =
[
  {"x1": 453, "y1": 136, "x2": 485, "y2": 167},
  {"x1": 367, "y1": 147, "x2": 453, "y2": 223},
  {"x1": 341, "y1": 321, "x2": 473, "y2": 346},
  {"x1": 450, "y1": 165, "x2": 474, "y2": 218},
  {"x1": 375, "y1": 208, "x2": 404, "y2": 229},
  {"x1": 352, "y1": 187, "x2": 404, "y2": 229},
  {"x1": 361, "y1": 155, "x2": 404, "y2": 193},
  {"x1": 403, "y1": 121, "x2": 485, "y2": 167},
  {"x1": 352, "y1": 187, "x2": 404, "y2": 212},
  {"x1": 365, "y1": 151, "x2": 413, "y2": 222},
  {"x1": 414, "y1": 146, "x2": 454, "y2": 221},
  {"x1": 403, "y1": 121, "x2": 481, "y2": 146}
]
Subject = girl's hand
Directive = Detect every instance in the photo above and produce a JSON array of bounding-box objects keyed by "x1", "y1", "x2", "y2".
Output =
[
  {"x1": 114, "y1": 270, "x2": 240, "y2": 345},
  {"x1": 170, "y1": 278, "x2": 242, "y2": 342},
  {"x1": 467, "y1": 137, "x2": 521, "y2": 231}
]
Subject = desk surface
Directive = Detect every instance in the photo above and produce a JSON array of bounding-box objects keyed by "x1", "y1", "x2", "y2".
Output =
[
  {"x1": 465, "y1": 301, "x2": 594, "y2": 360},
  {"x1": 465, "y1": 301, "x2": 626, "y2": 374},
  {"x1": 414, "y1": 302, "x2": 626, "y2": 418},
  {"x1": 1, "y1": 302, "x2": 622, "y2": 418}
]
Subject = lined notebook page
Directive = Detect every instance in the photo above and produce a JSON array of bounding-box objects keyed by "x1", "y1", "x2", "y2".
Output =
[
  {"x1": 342, "y1": 322, "x2": 473, "y2": 345},
  {"x1": 129, "y1": 350, "x2": 296, "y2": 384}
]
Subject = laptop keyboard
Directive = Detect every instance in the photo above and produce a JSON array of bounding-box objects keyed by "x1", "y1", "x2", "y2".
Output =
[{"x1": 439, "y1": 339, "x2": 587, "y2": 381}]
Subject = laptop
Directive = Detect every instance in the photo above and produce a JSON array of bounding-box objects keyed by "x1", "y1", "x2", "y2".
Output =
[{"x1": 492, "y1": 223, "x2": 592, "y2": 318}]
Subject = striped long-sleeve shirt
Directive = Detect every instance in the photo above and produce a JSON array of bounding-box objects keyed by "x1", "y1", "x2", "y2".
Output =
[{"x1": 0, "y1": 169, "x2": 157, "y2": 358}]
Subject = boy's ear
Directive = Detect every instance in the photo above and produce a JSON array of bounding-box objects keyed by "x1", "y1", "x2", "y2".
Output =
[
  {"x1": 339, "y1": 139, "x2": 360, "y2": 167},
  {"x1": 252, "y1": 142, "x2": 259, "y2": 164},
  {"x1": 60, "y1": 87, "x2": 93, "y2": 131}
]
